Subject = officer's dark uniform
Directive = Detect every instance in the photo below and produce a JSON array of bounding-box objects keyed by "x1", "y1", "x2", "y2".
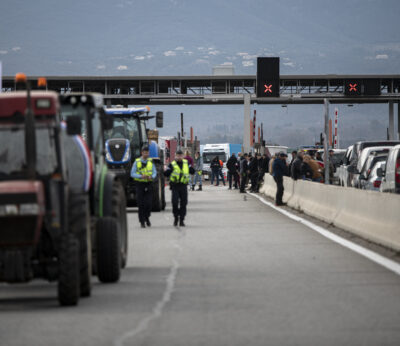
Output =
[
  {"x1": 131, "y1": 156, "x2": 156, "y2": 228},
  {"x1": 164, "y1": 155, "x2": 195, "y2": 226}
]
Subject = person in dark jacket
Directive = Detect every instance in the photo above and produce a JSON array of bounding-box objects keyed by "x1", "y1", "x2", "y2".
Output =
[
  {"x1": 249, "y1": 152, "x2": 260, "y2": 192},
  {"x1": 291, "y1": 151, "x2": 304, "y2": 180},
  {"x1": 164, "y1": 149, "x2": 195, "y2": 226},
  {"x1": 239, "y1": 153, "x2": 249, "y2": 193},
  {"x1": 226, "y1": 153, "x2": 239, "y2": 189},
  {"x1": 210, "y1": 156, "x2": 220, "y2": 186},
  {"x1": 288, "y1": 150, "x2": 297, "y2": 174},
  {"x1": 258, "y1": 153, "x2": 270, "y2": 184},
  {"x1": 272, "y1": 152, "x2": 289, "y2": 206}
]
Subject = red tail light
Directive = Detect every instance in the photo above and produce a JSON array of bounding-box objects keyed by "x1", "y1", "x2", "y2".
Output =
[
  {"x1": 373, "y1": 180, "x2": 381, "y2": 188},
  {"x1": 396, "y1": 159, "x2": 400, "y2": 184}
]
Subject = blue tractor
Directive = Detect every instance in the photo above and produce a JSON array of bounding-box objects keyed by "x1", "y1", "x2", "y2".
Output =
[{"x1": 104, "y1": 107, "x2": 166, "y2": 211}]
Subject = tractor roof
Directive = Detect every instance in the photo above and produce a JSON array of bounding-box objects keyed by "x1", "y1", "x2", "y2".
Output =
[
  {"x1": 0, "y1": 91, "x2": 59, "y2": 118},
  {"x1": 105, "y1": 106, "x2": 150, "y2": 116}
]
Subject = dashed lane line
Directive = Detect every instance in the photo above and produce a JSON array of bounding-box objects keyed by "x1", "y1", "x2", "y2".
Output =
[
  {"x1": 114, "y1": 231, "x2": 184, "y2": 346},
  {"x1": 248, "y1": 192, "x2": 400, "y2": 276}
]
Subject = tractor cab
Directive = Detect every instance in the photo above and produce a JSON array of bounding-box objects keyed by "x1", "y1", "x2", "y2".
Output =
[
  {"x1": 104, "y1": 107, "x2": 165, "y2": 210},
  {"x1": 0, "y1": 75, "x2": 87, "y2": 306},
  {"x1": 60, "y1": 93, "x2": 129, "y2": 280},
  {"x1": 104, "y1": 107, "x2": 151, "y2": 169}
]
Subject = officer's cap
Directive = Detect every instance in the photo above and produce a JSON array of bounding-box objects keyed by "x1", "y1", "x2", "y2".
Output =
[
  {"x1": 176, "y1": 149, "x2": 183, "y2": 155},
  {"x1": 141, "y1": 146, "x2": 149, "y2": 152}
]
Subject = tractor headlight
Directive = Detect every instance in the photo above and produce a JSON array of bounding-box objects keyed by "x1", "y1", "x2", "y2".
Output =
[
  {"x1": 105, "y1": 151, "x2": 112, "y2": 162},
  {"x1": 122, "y1": 147, "x2": 131, "y2": 162},
  {"x1": 19, "y1": 203, "x2": 40, "y2": 215},
  {"x1": 0, "y1": 203, "x2": 39, "y2": 216}
]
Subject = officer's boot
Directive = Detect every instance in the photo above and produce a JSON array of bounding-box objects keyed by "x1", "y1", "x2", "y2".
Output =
[
  {"x1": 197, "y1": 185, "x2": 202, "y2": 191},
  {"x1": 179, "y1": 217, "x2": 185, "y2": 227},
  {"x1": 174, "y1": 216, "x2": 179, "y2": 227},
  {"x1": 191, "y1": 185, "x2": 195, "y2": 191}
]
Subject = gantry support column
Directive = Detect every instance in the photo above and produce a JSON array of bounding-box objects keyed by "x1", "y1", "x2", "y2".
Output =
[
  {"x1": 388, "y1": 101, "x2": 395, "y2": 140},
  {"x1": 243, "y1": 94, "x2": 251, "y2": 153}
]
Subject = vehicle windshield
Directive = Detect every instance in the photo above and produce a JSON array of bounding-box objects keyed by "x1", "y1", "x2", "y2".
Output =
[
  {"x1": 0, "y1": 123, "x2": 58, "y2": 178},
  {"x1": 104, "y1": 116, "x2": 139, "y2": 141},
  {"x1": 61, "y1": 103, "x2": 102, "y2": 156},
  {"x1": 203, "y1": 152, "x2": 227, "y2": 163},
  {"x1": 104, "y1": 115, "x2": 141, "y2": 156}
]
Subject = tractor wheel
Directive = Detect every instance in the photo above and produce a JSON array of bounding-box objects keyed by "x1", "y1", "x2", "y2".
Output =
[
  {"x1": 111, "y1": 180, "x2": 128, "y2": 269},
  {"x1": 96, "y1": 217, "x2": 121, "y2": 283},
  {"x1": 69, "y1": 193, "x2": 92, "y2": 297},
  {"x1": 58, "y1": 233, "x2": 80, "y2": 306}
]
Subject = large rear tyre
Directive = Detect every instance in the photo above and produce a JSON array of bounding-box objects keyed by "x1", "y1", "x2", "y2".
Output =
[
  {"x1": 96, "y1": 217, "x2": 121, "y2": 283},
  {"x1": 69, "y1": 193, "x2": 92, "y2": 297},
  {"x1": 111, "y1": 180, "x2": 128, "y2": 269},
  {"x1": 58, "y1": 233, "x2": 80, "y2": 306}
]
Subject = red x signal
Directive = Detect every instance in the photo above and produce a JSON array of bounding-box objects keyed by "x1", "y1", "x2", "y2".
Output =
[
  {"x1": 349, "y1": 83, "x2": 357, "y2": 92},
  {"x1": 264, "y1": 84, "x2": 272, "y2": 93}
]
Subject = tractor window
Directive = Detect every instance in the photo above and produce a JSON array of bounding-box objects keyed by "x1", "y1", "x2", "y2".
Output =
[
  {"x1": 0, "y1": 124, "x2": 58, "y2": 178},
  {"x1": 104, "y1": 116, "x2": 140, "y2": 157},
  {"x1": 140, "y1": 120, "x2": 147, "y2": 143},
  {"x1": 60, "y1": 104, "x2": 87, "y2": 141}
]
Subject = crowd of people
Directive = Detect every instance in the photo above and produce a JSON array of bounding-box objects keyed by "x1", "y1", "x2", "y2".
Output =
[
  {"x1": 191, "y1": 152, "x2": 271, "y2": 194},
  {"x1": 131, "y1": 147, "x2": 338, "y2": 228}
]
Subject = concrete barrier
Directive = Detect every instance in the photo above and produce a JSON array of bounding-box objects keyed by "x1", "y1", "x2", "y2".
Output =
[{"x1": 260, "y1": 174, "x2": 400, "y2": 251}]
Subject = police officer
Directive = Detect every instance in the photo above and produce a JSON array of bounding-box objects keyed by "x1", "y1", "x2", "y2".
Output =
[
  {"x1": 131, "y1": 146, "x2": 157, "y2": 228},
  {"x1": 164, "y1": 149, "x2": 195, "y2": 226}
]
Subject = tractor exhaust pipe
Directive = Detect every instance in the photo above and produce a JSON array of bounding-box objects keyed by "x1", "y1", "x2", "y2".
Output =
[{"x1": 16, "y1": 73, "x2": 37, "y2": 179}]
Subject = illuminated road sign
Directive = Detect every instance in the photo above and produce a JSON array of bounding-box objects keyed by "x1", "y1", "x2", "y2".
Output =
[{"x1": 257, "y1": 57, "x2": 279, "y2": 97}]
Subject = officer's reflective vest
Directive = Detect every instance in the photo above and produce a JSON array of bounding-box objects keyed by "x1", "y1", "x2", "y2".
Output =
[
  {"x1": 170, "y1": 159, "x2": 189, "y2": 184},
  {"x1": 134, "y1": 158, "x2": 153, "y2": 182}
]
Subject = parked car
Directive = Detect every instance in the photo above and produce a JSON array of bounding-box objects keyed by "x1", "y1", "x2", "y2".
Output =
[
  {"x1": 337, "y1": 145, "x2": 353, "y2": 187},
  {"x1": 352, "y1": 147, "x2": 391, "y2": 188},
  {"x1": 362, "y1": 161, "x2": 386, "y2": 191},
  {"x1": 343, "y1": 140, "x2": 400, "y2": 187},
  {"x1": 379, "y1": 144, "x2": 400, "y2": 194},
  {"x1": 359, "y1": 152, "x2": 389, "y2": 189}
]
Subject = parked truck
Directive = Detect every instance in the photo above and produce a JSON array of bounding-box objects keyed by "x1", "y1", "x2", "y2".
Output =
[{"x1": 201, "y1": 143, "x2": 241, "y2": 180}]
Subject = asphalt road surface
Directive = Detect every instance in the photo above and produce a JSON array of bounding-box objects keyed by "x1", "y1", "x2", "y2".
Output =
[{"x1": 1, "y1": 186, "x2": 400, "y2": 346}]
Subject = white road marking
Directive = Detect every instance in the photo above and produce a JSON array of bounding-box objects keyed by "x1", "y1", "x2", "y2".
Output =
[
  {"x1": 249, "y1": 192, "x2": 400, "y2": 276},
  {"x1": 114, "y1": 237, "x2": 183, "y2": 346}
]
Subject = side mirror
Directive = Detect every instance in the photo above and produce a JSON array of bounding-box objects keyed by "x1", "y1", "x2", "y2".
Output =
[
  {"x1": 359, "y1": 174, "x2": 366, "y2": 180},
  {"x1": 66, "y1": 115, "x2": 82, "y2": 135},
  {"x1": 377, "y1": 168, "x2": 384, "y2": 177},
  {"x1": 156, "y1": 111, "x2": 163, "y2": 128},
  {"x1": 100, "y1": 111, "x2": 113, "y2": 130}
]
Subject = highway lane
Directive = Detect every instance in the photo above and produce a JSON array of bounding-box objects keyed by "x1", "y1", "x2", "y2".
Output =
[{"x1": 0, "y1": 186, "x2": 400, "y2": 346}]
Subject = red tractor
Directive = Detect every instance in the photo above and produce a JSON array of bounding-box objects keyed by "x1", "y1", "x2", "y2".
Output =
[{"x1": 0, "y1": 74, "x2": 91, "y2": 306}]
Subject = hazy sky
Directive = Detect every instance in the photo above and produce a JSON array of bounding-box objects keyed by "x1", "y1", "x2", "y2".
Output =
[
  {"x1": 1, "y1": 0, "x2": 399, "y2": 75},
  {"x1": 0, "y1": 0, "x2": 398, "y2": 146}
]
